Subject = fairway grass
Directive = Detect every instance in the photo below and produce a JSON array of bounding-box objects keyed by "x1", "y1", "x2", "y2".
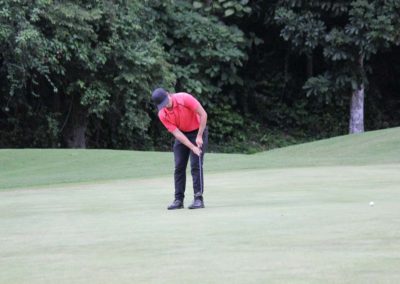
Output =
[{"x1": 1, "y1": 128, "x2": 400, "y2": 283}]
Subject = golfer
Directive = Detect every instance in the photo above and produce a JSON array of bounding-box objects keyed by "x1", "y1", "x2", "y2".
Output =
[{"x1": 152, "y1": 88, "x2": 208, "y2": 210}]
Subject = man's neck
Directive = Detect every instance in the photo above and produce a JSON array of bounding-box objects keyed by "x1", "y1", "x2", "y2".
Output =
[{"x1": 166, "y1": 97, "x2": 173, "y2": 110}]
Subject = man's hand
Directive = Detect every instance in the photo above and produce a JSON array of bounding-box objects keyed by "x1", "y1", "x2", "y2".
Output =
[
  {"x1": 191, "y1": 145, "x2": 202, "y2": 157},
  {"x1": 172, "y1": 129, "x2": 202, "y2": 157},
  {"x1": 196, "y1": 135, "x2": 203, "y2": 148}
]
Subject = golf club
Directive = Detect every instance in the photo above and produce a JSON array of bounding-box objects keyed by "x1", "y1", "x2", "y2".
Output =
[{"x1": 195, "y1": 149, "x2": 203, "y2": 198}]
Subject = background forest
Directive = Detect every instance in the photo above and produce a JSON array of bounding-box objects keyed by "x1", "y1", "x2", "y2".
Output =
[{"x1": 1, "y1": 0, "x2": 399, "y2": 153}]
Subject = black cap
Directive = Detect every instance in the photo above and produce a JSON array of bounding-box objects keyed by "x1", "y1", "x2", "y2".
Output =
[{"x1": 151, "y1": 88, "x2": 169, "y2": 111}]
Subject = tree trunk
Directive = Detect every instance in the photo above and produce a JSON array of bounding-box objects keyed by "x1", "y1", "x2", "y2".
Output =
[
  {"x1": 349, "y1": 55, "x2": 365, "y2": 134},
  {"x1": 63, "y1": 96, "x2": 88, "y2": 148},
  {"x1": 349, "y1": 86, "x2": 364, "y2": 134}
]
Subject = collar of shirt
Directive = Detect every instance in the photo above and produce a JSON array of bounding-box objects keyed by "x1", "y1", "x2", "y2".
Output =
[{"x1": 163, "y1": 96, "x2": 180, "y2": 125}]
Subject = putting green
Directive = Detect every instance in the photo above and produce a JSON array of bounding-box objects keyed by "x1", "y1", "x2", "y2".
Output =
[{"x1": 1, "y1": 128, "x2": 400, "y2": 283}]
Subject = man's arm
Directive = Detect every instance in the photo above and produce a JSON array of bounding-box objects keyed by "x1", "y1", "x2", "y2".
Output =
[
  {"x1": 171, "y1": 129, "x2": 202, "y2": 156},
  {"x1": 195, "y1": 104, "x2": 207, "y2": 148}
]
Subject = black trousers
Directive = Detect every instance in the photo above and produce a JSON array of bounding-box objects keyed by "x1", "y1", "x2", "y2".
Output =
[{"x1": 173, "y1": 127, "x2": 208, "y2": 201}]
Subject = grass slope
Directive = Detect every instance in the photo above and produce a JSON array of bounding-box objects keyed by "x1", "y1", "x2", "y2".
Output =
[
  {"x1": 1, "y1": 127, "x2": 399, "y2": 190},
  {"x1": 1, "y1": 127, "x2": 400, "y2": 283}
]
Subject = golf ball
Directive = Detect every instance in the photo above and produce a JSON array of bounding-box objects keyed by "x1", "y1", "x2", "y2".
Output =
[{"x1": 369, "y1": 201, "x2": 374, "y2": 206}]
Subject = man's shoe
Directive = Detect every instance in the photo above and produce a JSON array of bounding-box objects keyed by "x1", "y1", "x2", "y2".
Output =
[
  {"x1": 167, "y1": 200, "x2": 184, "y2": 210},
  {"x1": 188, "y1": 198, "x2": 205, "y2": 209}
]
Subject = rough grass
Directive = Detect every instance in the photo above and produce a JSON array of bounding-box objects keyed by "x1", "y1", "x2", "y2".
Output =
[
  {"x1": 1, "y1": 127, "x2": 399, "y2": 190},
  {"x1": 1, "y1": 127, "x2": 399, "y2": 283}
]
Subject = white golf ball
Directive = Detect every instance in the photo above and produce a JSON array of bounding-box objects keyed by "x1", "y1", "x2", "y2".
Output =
[{"x1": 369, "y1": 201, "x2": 374, "y2": 207}]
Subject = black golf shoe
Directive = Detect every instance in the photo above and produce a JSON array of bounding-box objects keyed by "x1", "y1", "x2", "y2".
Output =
[
  {"x1": 188, "y1": 198, "x2": 205, "y2": 209},
  {"x1": 167, "y1": 199, "x2": 184, "y2": 210}
]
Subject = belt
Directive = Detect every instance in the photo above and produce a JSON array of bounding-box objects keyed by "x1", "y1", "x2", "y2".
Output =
[{"x1": 182, "y1": 129, "x2": 199, "y2": 135}]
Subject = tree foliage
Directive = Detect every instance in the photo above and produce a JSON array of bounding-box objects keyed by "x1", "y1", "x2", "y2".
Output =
[
  {"x1": 1, "y1": 0, "x2": 172, "y2": 147},
  {"x1": 274, "y1": 0, "x2": 400, "y2": 133},
  {"x1": 0, "y1": 0, "x2": 248, "y2": 149},
  {"x1": 276, "y1": 0, "x2": 400, "y2": 99},
  {"x1": 1, "y1": 0, "x2": 399, "y2": 151}
]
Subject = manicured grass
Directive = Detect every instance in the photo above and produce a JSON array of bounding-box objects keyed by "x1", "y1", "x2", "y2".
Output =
[{"x1": 1, "y1": 127, "x2": 399, "y2": 283}]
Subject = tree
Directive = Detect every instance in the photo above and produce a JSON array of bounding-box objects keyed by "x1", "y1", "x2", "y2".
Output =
[
  {"x1": 0, "y1": 0, "x2": 56, "y2": 146},
  {"x1": 276, "y1": 0, "x2": 400, "y2": 133},
  {"x1": 0, "y1": 0, "x2": 173, "y2": 148}
]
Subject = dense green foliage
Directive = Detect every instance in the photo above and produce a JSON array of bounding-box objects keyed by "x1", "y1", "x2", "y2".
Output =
[
  {"x1": 275, "y1": 0, "x2": 400, "y2": 128},
  {"x1": 1, "y1": 0, "x2": 399, "y2": 152},
  {"x1": 0, "y1": 0, "x2": 173, "y2": 148}
]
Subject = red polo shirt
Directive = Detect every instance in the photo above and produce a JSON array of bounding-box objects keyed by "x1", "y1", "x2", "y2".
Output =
[{"x1": 158, "y1": 92, "x2": 200, "y2": 132}]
